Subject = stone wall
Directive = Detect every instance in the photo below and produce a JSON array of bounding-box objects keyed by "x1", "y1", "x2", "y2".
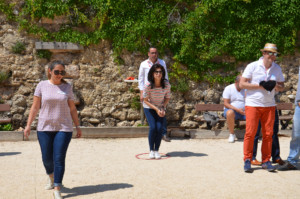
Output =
[{"x1": 0, "y1": 20, "x2": 299, "y2": 130}]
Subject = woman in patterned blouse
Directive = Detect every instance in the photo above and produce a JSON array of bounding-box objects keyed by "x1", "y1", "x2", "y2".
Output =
[
  {"x1": 143, "y1": 64, "x2": 171, "y2": 159},
  {"x1": 24, "y1": 60, "x2": 81, "y2": 199}
]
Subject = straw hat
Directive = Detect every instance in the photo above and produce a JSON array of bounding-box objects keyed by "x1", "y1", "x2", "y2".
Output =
[{"x1": 260, "y1": 43, "x2": 279, "y2": 53}]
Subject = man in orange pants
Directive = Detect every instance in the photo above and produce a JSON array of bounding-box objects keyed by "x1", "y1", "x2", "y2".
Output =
[{"x1": 240, "y1": 43, "x2": 285, "y2": 173}]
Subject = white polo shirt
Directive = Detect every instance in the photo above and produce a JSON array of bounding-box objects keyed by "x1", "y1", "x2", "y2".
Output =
[
  {"x1": 222, "y1": 83, "x2": 245, "y2": 109},
  {"x1": 138, "y1": 58, "x2": 168, "y2": 91},
  {"x1": 242, "y1": 59, "x2": 284, "y2": 107}
]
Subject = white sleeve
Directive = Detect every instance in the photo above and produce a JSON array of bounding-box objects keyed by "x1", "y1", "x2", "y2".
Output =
[
  {"x1": 276, "y1": 67, "x2": 285, "y2": 82},
  {"x1": 160, "y1": 60, "x2": 169, "y2": 80},
  {"x1": 242, "y1": 63, "x2": 253, "y2": 79},
  {"x1": 138, "y1": 63, "x2": 144, "y2": 91},
  {"x1": 222, "y1": 86, "x2": 230, "y2": 99}
]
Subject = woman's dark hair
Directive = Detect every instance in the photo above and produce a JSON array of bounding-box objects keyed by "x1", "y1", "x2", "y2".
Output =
[
  {"x1": 148, "y1": 63, "x2": 166, "y2": 89},
  {"x1": 47, "y1": 60, "x2": 67, "y2": 84}
]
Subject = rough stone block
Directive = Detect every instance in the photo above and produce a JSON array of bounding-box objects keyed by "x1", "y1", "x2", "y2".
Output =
[{"x1": 40, "y1": 16, "x2": 68, "y2": 24}]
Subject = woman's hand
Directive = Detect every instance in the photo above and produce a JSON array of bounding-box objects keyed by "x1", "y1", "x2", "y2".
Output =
[
  {"x1": 76, "y1": 127, "x2": 82, "y2": 138},
  {"x1": 156, "y1": 109, "x2": 166, "y2": 117},
  {"x1": 24, "y1": 126, "x2": 31, "y2": 139}
]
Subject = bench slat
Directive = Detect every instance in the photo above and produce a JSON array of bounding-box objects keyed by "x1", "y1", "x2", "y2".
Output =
[
  {"x1": 195, "y1": 104, "x2": 224, "y2": 111},
  {"x1": 278, "y1": 115, "x2": 293, "y2": 120},
  {"x1": 0, "y1": 104, "x2": 11, "y2": 112},
  {"x1": 276, "y1": 103, "x2": 293, "y2": 110},
  {"x1": 195, "y1": 103, "x2": 293, "y2": 112},
  {"x1": 0, "y1": 119, "x2": 12, "y2": 124}
]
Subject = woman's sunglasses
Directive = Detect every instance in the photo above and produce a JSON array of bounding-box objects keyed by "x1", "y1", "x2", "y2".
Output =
[{"x1": 53, "y1": 70, "x2": 66, "y2": 76}]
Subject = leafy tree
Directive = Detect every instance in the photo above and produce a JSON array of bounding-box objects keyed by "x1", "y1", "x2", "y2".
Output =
[{"x1": 1, "y1": 0, "x2": 299, "y2": 85}]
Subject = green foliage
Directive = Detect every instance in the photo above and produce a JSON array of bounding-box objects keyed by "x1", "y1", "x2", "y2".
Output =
[
  {"x1": 0, "y1": 71, "x2": 9, "y2": 84},
  {"x1": 0, "y1": 0, "x2": 15, "y2": 21},
  {"x1": 1, "y1": 0, "x2": 300, "y2": 84},
  {"x1": 129, "y1": 87, "x2": 134, "y2": 93},
  {"x1": 130, "y1": 96, "x2": 141, "y2": 110},
  {"x1": 36, "y1": 50, "x2": 52, "y2": 60},
  {"x1": 137, "y1": 124, "x2": 149, "y2": 127},
  {"x1": 93, "y1": 68, "x2": 100, "y2": 73},
  {"x1": 171, "y1": 78, "x2": 189, "y2": 93},
  {"x1": 11, "y1": 41, "x2": 26, "y2": 54},
  {"x1": 0, "y1": 124, "x2": 13, "y2": 131}
]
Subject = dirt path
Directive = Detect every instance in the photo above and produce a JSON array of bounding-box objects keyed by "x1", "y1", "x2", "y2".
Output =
[{"x1": 0, "y1": 137, "x2": 299, "y2": 199}]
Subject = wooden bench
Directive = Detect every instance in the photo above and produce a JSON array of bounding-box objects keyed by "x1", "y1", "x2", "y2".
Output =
[
  {"x1": 0, "y1": 104, "x2": 12, "y2": 124},
  {"x1": 195, "y1": 103, "x2": 294, "y2": 130}
]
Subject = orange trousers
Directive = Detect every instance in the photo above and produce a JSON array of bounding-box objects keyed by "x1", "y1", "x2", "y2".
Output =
[{"x1": 243, "y1": 106, "x2": 275, "y2": 163}]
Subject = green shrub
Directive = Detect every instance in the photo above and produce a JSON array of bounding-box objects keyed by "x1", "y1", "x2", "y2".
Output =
[
  {"x1": 171, "y1": 78, "x2": 189, "y2": 93},
  {"x1": 11, "y1": 41, "x2": 26, "y2": 54},
  {"x1": 36, "y1": 50, "x2": 52, "y2": 60},
  {"x1": 0, "y1": 71, "x2": 9, "y2": 84},
  {"x1": 130, "y1": 96, "x2": 141, "y2": 110},
  {"x1": 1, "y1": 0, "x2": 300, "y2": 84},
  {"x1": 0, "y1": 124, "x2": 13, "y2": 131}
]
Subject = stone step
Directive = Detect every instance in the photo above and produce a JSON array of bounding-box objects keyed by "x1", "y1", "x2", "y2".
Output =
[{"x1": 0, "y1": 128, "x2": 292, "y2": 141}]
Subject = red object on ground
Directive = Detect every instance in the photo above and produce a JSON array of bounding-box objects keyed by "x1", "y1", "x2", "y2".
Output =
[{"x1": 125, "y1": 77, "x2": 135, "y2": 80}]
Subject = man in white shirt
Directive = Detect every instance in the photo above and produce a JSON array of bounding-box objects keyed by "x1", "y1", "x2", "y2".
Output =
[
  {"x1": 222, "y1": 75, "x2": 246, "y2": 143},
  {"x1": 240, "y1": 43, "x2": 285, "y2": 173},
  {"x1": 138, "y1": 47, "x2": 169, "y2": 142}
]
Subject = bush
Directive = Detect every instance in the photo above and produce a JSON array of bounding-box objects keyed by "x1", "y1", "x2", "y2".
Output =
[
  {"x1": 0, "y1": 124, "x2": 13, "y2": 131},
  {"x1": 2, "y1": 0, "x2": 300, "y2": 83},
  {"x1": 0, "y1": 71, "x2": 9, "y2": 84},
  {"x1": 130, "y1": 96, "x2": 141, "y2": 110},
  {"x1": 11, "y1": 41, "x2": 26, "y2": 54},
  {"x1": 36, "y1": 50, "x2": 52, "y2": 60}
]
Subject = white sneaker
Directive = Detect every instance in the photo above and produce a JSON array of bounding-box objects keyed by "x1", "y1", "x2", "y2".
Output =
[
  {"x1": 53, "y1": 190, "x2": 63, "y2": 199},
  {"x1": 228, "y1": 134, "x2": 236, "y2": 143},
  {"x1": 45, "y1": 175, "x2": 54, "y2": 190},
  {"x1": 149, "y1": 150, "x2": 155, "y2": 159},
  {"x1": 154, "y1": 151, "x2": 161, "y2": 159}
]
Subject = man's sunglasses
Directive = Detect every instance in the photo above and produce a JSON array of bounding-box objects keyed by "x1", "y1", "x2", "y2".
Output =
[
  {"x1": 53, "y1": 70, "x2": 66, "y2": 76},
  {"x1": 265, "y1": 51, "x2": 278, "y2": 57}
]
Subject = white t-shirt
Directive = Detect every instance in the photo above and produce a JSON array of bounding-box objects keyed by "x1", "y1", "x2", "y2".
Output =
[
  {"x1": 222, "y1": 83, "x2": 245, "y2": 109},
  {"x1": 242, "y1": 59, "x2": 285, "y2": 107}
]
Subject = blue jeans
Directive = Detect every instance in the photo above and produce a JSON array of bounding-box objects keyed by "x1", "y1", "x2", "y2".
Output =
[
  {"x1": 253, "y1": 109, "x2": 280, "y2": 161},
  {"x1": 287, "y1": 105, "x2": 300, "y2": 166},
  {"x1": 162, "y1": 117, "x2": 167, "y2": 136},
  {"x1": 37, "y1": 131, "x2": 72, "y2": 187},
  {"x1": 224, "y1": 108, "x2": 246, "y2": 120},
  {"x1": 144, "y1": 108, "x2": 164, "y2": 151}
]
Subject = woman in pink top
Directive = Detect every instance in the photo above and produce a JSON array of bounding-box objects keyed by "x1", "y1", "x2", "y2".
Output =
[
  {"x1": 143, "y1": 64, "x2": 171, "y2": 159},
  {"x1": 24, "y1": 60, "x2": 81, "y2": 199}
]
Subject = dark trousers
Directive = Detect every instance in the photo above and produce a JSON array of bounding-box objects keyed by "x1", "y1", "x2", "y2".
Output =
[
  {"x1": 37, "y1": 131, "x2": 72, "y2": 187},
  {"x1": 252, "y1": 109, "x2": 280, "y2": 161},
  {"x1": 144, "y1": 108, "x2": 164, "y2": 151}
]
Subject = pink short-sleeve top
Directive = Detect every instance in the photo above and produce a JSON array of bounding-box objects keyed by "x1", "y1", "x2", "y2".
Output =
[{"x1": 34, "y1": 80, "x2": 75, "y2": 132}]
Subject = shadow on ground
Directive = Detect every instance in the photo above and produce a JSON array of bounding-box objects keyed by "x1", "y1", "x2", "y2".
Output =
[
  {"x1": 166, "y1": 151, "x2": 208, "y2": 158},
  {"x1": 0, "y1": 152, "x2": 21, "y2": 156},
  {"x1": 62, "y1": 183, "x2": 133, "y2": 198}
]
